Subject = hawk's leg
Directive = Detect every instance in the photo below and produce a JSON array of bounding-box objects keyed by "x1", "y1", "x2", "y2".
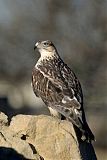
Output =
[
  {"x1": 48, "y1": 107, "x2": 66, "y2": 120},
  {"x1": 48, "y1": 107, "x2": 62, "y2": 119}
]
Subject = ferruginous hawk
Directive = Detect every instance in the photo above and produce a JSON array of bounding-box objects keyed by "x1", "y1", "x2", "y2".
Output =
[{"x1": 32, "y1": 40, "x2": 95, "y2": 142}]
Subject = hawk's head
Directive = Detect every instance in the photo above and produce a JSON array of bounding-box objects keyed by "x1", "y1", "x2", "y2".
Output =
[{"x1": 34, "y1": 40, "x2": 58, "y2": 59}]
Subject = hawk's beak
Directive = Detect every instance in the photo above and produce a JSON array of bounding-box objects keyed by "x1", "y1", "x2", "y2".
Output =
[
  {"x1": 34, "y1": 41, "x2": 40, "y2": 50},
  {"x1": 34, "y1": 45, "x2": 37, "y2": 50}
]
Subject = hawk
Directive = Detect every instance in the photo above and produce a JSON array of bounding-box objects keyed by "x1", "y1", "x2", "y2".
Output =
[{"x1": 32, "y1": 40, "x2": 95, "y2": 142}]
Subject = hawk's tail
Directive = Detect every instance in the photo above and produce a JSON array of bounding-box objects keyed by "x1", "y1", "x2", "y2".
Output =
[
  {"x1": 83, "y1": 123, "x2": 95, "y2": 142},
  {"x1": 74, "y1": 121, "x2": 95, "y2": 142}
]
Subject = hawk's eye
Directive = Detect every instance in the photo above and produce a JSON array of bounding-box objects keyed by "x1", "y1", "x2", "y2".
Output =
[{"x1": 43, "y1": 42, "x2": 49, "y2": 46}]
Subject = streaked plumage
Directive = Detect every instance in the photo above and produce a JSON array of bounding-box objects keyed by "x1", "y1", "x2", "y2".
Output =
[{"x1": 32, "y1": 40, "x2": 95, "y2": 142}]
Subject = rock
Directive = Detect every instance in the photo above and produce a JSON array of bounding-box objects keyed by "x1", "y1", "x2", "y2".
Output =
[
  {"x1": 9, "y1": 115, "x2": 81, "y2": 160},
  {"x1": 0, "y1": 113, "x2": 42, "y2": 160},
  {"x1": 26, "y1": 115, "x2": 81, "y2": 160},
  {"x1": 9, "y1": 114, "x2": 33, "y2": 136},
  {"x1": 0, "y1": 130, "x2": 37, "y2": 159},
  {"x1": 0, "y1": 112, "x2": 97, "y2": 160},
  {"x1": 0, "y1": 112, "x2": 8, "y2": 129}
]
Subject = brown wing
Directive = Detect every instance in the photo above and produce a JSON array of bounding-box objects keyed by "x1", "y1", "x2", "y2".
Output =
[
  {"x1": 32, "y1": 67, "x2": 69, "y2": 102},
  {"x1": 59, "y1": 63, "x2": 83, "y2": 106},
  {"x1": 32, "y1": 66, "x2": 85, "y2": 131}
]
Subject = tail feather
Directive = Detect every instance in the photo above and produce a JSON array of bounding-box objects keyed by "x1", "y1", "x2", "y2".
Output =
[{"x1": 83, "y1": 123, "x2": 95, "y2": 142}]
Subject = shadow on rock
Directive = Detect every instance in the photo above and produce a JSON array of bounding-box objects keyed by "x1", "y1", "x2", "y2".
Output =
[
  {"x1": 79, "y1": 141, "x2": 97, "y2": 160},
  {"x1": 0, "y1": 147, "x2": 30, "y2": 160}
]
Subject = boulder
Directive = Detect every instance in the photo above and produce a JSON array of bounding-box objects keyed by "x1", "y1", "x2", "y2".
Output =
[{"x1": 0, "y1": 112, "x2": 97, "y2": 160}]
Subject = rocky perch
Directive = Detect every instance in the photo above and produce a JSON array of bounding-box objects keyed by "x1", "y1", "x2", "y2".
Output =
[{"x1": 0, "y1": 112, "x2": 97, "y2": 160}]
